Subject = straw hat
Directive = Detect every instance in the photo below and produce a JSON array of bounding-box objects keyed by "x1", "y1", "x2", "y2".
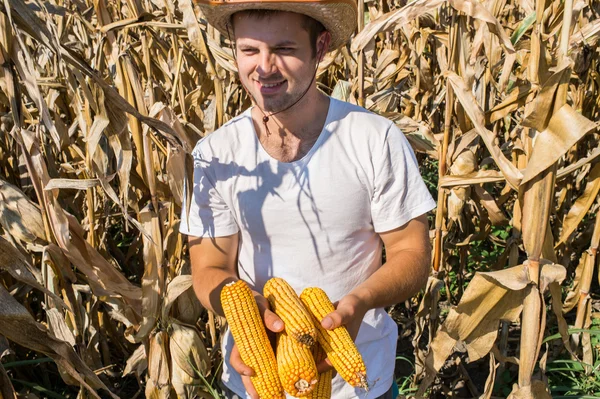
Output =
[{"x1": 196, "y1": 0, "x2": 358, "y2": 50}]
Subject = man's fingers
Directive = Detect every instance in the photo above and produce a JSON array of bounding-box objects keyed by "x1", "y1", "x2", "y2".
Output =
[
  {"x1": 316, "y1": 357, "x2": 334, "y2": 374},
  {"x1": 255, "y1": 295, "x2": 284, "y2": 332},
  {"x1": 241, "y1": 375, "x2": 259, "y2": 399},
  {"x1": 232, "y1": 343, "x2": 259, "y2": 398},
  {"x1": 230, "y1": 343, "x2": 254, "y2": 377}
]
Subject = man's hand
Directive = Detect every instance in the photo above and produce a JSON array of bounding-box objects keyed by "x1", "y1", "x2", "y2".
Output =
[
  {"x1": 315, "y1": 293, "x2": 368, "y2": 373},
  {"x1": 314, "y1": 215, "x2": 431, "y2": 374},
  {"x1": 229, "y1": 291, "x2": 284, "y2": 399}
]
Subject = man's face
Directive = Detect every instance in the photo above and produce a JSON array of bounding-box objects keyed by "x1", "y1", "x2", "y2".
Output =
[{"x1": 233, "y1": 12, "x2": 321, "y2": 113}]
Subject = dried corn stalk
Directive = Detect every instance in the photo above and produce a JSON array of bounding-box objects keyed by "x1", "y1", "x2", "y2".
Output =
[{"x1": 0, "y1": 0, "x2": 598, "y2": 397}]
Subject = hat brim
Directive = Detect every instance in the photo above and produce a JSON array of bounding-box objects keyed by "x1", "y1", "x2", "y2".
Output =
[{"x1": 197, "y1": 0, "x2": 357, "y2": 50}]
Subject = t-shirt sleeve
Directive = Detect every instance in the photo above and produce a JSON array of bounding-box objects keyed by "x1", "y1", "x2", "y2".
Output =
[
  {"x1": 179, "y1": 147, "x2": 239, "y2": 238},
  {"x1": 370, "y1": 123, "x2": 436, "y2": 233}
]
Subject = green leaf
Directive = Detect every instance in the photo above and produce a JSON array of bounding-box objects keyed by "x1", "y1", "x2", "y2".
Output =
[{"x1": 511, "y1": 12, "x2": 536, "y2": 44}]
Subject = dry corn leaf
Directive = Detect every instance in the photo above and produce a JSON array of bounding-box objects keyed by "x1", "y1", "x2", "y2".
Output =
[
  {"x1": 479, "y1": 353, "x2": 498, "y2": 399},
  {"x1": 473, "y1": 185, "x2": 508, "y2": 225},
  {"x1": 557, "y1": 143, "x2": 600, "y2": 180},
  {"x1": 0, "y1": 362, "x2": 16, "y2": 399},
  {"x1": 413, "y1": 276, "x2": 444, "y2": 379},
  {"x1": 448, "y1": 0, "x2": 515, "y2": 54},
  {"x1": 486, "y1": 83, "x2": 534, "y2": 124},
  {"x1": 0, "y1": 237, "x2": 67, "y2": 309},
  {"x1": 570, "y1": 18, "x2": 600, "y2": 46},
  {"x1": 548, "y1": 282, "x2": 575, "y2": 356},
  {"x1": 145, "y1": 378, "x2": 171, "y2": 399},
  {"x1": 169, "y1": 321, "x2": 210, "y2": 379},
  {"x1": 0, "y1": 178, "x2": 46, "y2": 243},
  {"x1": 557, "y1": 162, "x2": 600, "y2": 245},
  {"x1": 420, "y1": 260, "x2": 566, "y2": 395},
  {"x1": 521, "y1": 104, "x2": 597, "y2": 185},
  {"x1": 175, "y1": 287, "x2": 204, "y2": 325},
  {"x1": 521, "y1": 61, "x2": 571, "y2": 132},
  {"x1": 351, "y1": 0, "x2": 445, "y2": 52},
  {"x1": 171, "y1": 361, "x2": 201, "y2": 399},
  {"x1": 62, "y1": 209, "x2": 143, "y2": 307},
  {"x1": 16, "y1": 126, "x2": 143, "y2": 310},
  {"x1": 446, "y1": 72, "x2": 523, "y2": 189},
  {"x1": 44, "y1": 178, "x2": 101, "y2": 190},
  {"x1": 123, "y1": 344, "x2": 148, "y2": 377},
  {"x1": 136, "y1": 204, "x2": 164, "y2": 341},
  {"x1": 161, "y1": 275, "x2": 194, "y2": 320},
  {"x1": 581, "y1": 300, "x2": 593, "y2": 372},
  {"x1": 10, "y1": 34, "x2": 63, "y2": 149},
  {"x1": 7, "y1": 0, "x2": 184, "y2": 149},
  {"x1": 562, "y1": 251, "x2": 586, "y2": 313},
  {"x1": 46, "y1": 308, "x2": 76, "y2": 347},
  {"x1": 419, "y1": 264, "x2": 529, "y2": 396},
  {"x1": 0, "y1": 285, "x2": 116, "y2": 399},
  {"x1": 521, "y1": 167, "x2": 555, "y2": 259},
  {"x1": 440, "y1": 170, "x2": 506, "y2": 187},
  {"x1": 179, "y1": 0, "x2": 217, "y2": 76},
  {"x1": 148, "y1": 330, "x2": 171, "y2": 392},
  {"x1": 507, "y1": 380, "x2": 552, "y2": 398}
]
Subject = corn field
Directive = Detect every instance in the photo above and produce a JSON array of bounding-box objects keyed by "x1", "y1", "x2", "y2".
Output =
[{"x1": 0, "y1": 0, "x2": 599, "y2": 397}]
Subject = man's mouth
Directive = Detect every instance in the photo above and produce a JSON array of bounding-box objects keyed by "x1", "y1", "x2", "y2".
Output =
[
  {"x1": 259, "y1": 81, "x2": 286, "y2": 88},
  {"x1": 256, "y1": 79, "x2": 287, "y2": 95}
]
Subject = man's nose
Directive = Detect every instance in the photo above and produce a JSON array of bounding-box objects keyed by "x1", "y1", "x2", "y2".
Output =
[{"x1": 257, "y1": 51, "x2": 277, "y2": 75}]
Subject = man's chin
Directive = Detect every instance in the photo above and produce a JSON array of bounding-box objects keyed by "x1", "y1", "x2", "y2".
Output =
[
  {"x1": 259, "y1": 97, "x2": 298, "y2": 114},
  {"x1": 260, "y1": 101, "x2": 288, "y2": 114}
]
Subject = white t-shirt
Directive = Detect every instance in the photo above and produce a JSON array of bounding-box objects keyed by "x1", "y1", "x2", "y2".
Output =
[{"x1": 180, "y1": 98, "x2": 436, "y2": 399}]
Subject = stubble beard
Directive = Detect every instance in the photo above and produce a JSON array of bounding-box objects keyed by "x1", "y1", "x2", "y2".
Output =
[
  {"x1": 246, "y1": 68, "x2": 315, "y2": 115},
  {"x1": 261, "y1": 91, "x2": 296, "y2": 113}
]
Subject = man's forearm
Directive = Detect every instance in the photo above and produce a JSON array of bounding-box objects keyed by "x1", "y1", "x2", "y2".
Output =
[
  {"x1": 320, "y1": 240, "x2": 430, "y2": 340},
  {"x1": 188, "y1": 234, "x2": 240, "y2": 317},
  {"x1": 348, "y1": 248, "x2": 431, "y2": 311},
  {"x1": 191, "y1": 266, "x2": 238, "y2": 317}
]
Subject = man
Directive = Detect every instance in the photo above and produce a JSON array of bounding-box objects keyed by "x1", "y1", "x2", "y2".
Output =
[{"x1": 179, "y1": 1, "x2": 436, "y2": 398}]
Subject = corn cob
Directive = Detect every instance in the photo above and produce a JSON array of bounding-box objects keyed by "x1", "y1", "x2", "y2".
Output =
[
  {"x1": 263, "y1": 278, "x2": 317, "y2": 346},
  {"x1": 276, "y1": 330, "x2": 318, "y2": 396},
  {"x1": 300, "y1": 287, "x2": 368, "y2": 389},
  {"x1": 307, "y1": 342, "x2": 333, "y2": 399},
  {"x1": 221, "y1": 280, "x2": 285, "y2": 399}
]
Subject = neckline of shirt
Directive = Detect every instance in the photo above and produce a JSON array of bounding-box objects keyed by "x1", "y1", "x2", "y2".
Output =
[{"x1": 245, "y1": 97, "x2": 338, "y2": 166}]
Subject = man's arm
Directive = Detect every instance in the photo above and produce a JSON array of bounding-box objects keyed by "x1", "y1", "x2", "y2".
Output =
[
  {"x1": 188, "y1": 234, "x2": 239, "y2": 316},
  {"x1": 320, "y1": 214, "x2": 431, "y2": 340},
  {"x1": 189, "y1": 233, "x2": 285, "y2": 331},
  {"x1": 188, "y1": 234, "x2": 284, "y2": 399}
]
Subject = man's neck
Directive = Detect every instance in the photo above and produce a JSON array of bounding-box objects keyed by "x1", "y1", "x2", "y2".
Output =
[
  {"x1": 251, "y1": 89, "x2": 330, "y2": 162},
  {"x1": 252, "y1": 89, "x2": 329, "y2": 140}
]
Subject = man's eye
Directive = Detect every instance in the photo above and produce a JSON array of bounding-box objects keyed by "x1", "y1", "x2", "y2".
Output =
[
  {"x1": 240, "y1": 48, "x2": 258, "y2": 54},
  {"x1": 276, "y1": 47, "x2": 294, "y2": 53}
]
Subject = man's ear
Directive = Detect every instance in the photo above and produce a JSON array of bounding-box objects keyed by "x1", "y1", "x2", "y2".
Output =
[{"x1": 317, "y1": 31, "x2": 332, "y2": 61}]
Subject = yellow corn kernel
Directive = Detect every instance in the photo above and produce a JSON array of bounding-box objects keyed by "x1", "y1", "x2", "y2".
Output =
[
  {"x1": 276, "y1": 330, "x2": 318, "y2": 397},
  {"x1": 307, "y1": 342, "x2": 333, "y2": 399},
  {"x1": 264, "y1": 277, "x2": 317, "y2": 346},
  {"x1": 221, "y1": 280, "x2": 285, "y2": 399},
  {"x1": 299, "y1": 287, "x2": 368, "y2": 389}
]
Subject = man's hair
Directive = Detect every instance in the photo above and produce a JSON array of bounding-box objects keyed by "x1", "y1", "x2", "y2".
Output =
[{"x1": 232, "y1": 10, "x2": 326, "y2": 57}]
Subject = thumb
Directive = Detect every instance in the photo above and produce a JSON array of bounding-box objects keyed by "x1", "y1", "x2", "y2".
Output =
[
  {"x1": 321, "y1": 308, "x2": 351, "y2": 330},
  {"x1": 254, "y1": 294, "x2": 284, "y2": 333}
]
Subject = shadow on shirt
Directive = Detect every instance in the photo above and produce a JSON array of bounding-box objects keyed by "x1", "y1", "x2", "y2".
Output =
[{"x1": 191, "y1": 136, "x2": 335, "y2": 290}]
